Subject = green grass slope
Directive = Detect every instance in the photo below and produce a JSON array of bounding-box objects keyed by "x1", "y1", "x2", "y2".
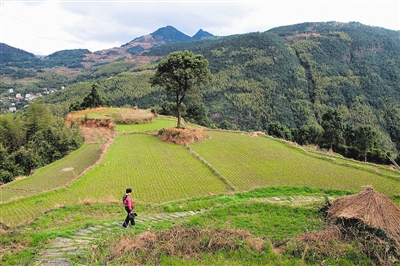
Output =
[
  {"x1": 116, "y1": 117, "x2": 177, "y2": 133},
  {"x1": 191, "y1": 131, "x2": 400, "y2": 196},
  {"x1": 0, "y1": 143, "x2": 102, "y2": 203},
  {"x1": 3, "y1": 186, "x2": 365, "y2": 265},
  {"x1": 70, "y1": 133, "x2": 227, "y2": 203}
]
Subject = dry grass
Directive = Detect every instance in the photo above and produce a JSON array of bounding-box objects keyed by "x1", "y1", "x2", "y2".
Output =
[
  {"x1": 80, "y1": 126, "x2": 114, "y2": 143},
  {"x1": 69, "y1": 107, "x2": 110, "y2": 116},
  {"x1": 110, "y1": 226, "x2": 266, "y2": 262},
  {"x1": 289, "y1": 187, "x2": 400, "y2": 265},
  {"x1": 326, "y1": 186, "x2": 400, "y2": 244},
  {"x1": 293, "y1": 224, "x2": 400, "y2": 265},
  {"x1": 296, "y1": 225, "x2": 343, "y2": 243},
  {"x1": 157, "y1": 128, "x2": 210, "y2": 146},
  {"x1": 249, "y1": 131, "x2": 266, "y2": 137},
  {"x1": 67, "y1": 107, "x2": 156, "y2": 125}
]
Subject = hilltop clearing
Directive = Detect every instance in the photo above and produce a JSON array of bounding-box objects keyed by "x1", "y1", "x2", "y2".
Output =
[{"x1": 67, "y1": 107, "x2": 156, "y2": 143}]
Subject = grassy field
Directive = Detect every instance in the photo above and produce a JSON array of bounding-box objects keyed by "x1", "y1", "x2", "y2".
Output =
[
  {"x1": 69, "y1": 133, "x2": 228, "y2": 203},
  {"x1": 1, "y1": 118, "x2": 400, "y2": 227},
  {"x1": 1, "y1": 186, "x2": 376, "y2": 265},
  {"x1": 116, "y1": 116, "x2": 178, "y2": 133},
  {"x1": 191, "y1": 130, "x2": 400, "y2": 197},
  {"x1": 70, "y1": 107, "x2": 156, "y2": 124},
  {"x1": 0, "y1": 133, "x2": 227, "y2": 226},
  {"x1": 1, "y1": 112, "x2": 400, "y2": 265},
  {"x1": 0, "y1": 143, "x2": 102, "y2": 203},
  {"x1": 1, "y1": 126, "x2": 399, "y2": 227}
]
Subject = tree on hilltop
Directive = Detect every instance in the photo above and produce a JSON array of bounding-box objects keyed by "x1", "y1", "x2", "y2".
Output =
[
  {"x1": 81, "y1": 83, "x2": 108, "y2": 109},
  {"x1": 150, "y1": 50, "x2": 212, "y2": 128},
  {"x1": 69, "y1": 83, "x2": 108, "y2": 111}
]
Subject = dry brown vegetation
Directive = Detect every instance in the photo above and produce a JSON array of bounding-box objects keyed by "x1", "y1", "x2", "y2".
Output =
[
  {"x1": 249, "y1": 131, "x2": 266, "y2": 137},
  {"x1": 110, "y1": 226, "x2": 266, "y2": 263},
  {"x1": 66, "y1": 114, "x2": 114, "y2": 144},
  {"x1": 292, "y1": 187, "x2": 400, "y2": 265},
  {"x1": 68, "y1": 107, "x2": 156, "y2": 125},
  {"x1": 326, "y1": 186, "x2": 400, "y2": 245},
  {"x1": 66, "y1": 107, "x2": 157, "y2": 144},
  {"x1": 158, "y1": 127, "x2": 210, "y2": 146}
]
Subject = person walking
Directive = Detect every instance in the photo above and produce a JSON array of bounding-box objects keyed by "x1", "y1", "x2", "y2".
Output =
[{"x1": 122, "y1": 188, "x2": 135, "y2": 228}]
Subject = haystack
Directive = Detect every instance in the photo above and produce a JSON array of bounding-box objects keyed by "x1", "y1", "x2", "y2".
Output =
[{"x1": 326, "y1": 186, "x2": 400, "y2": 244}]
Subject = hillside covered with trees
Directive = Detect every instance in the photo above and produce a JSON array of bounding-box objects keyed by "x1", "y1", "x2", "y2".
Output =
[
  {"x1": 2, "y1": 21, "x2": 400, "y2": 173},
  {"x1": 0, "y1": 103, "x2": 83, "y2": 183}
]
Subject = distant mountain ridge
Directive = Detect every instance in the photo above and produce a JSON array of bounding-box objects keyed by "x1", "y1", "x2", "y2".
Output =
[
  {"x1": 103, "y1": 25, "x2": 214, "y2": 58},
  {"x1": 36, "y1": 21, "x2": 400, "y2": 157},
  {"x1": 86, "y1": 25, "x2": 215, "y2": 64},
  {"x1": 0, "y1": 25, "x2": 214, "y2": 67},
  {"x1": 4, "y1": 21, "x2": 400, "y2": 157},
  {"x1": 124, "y1": 26, "x2": 214, "y2": 47},
  {"x1": 0, "y1": 43, "x2": 40, "y2": 67}
]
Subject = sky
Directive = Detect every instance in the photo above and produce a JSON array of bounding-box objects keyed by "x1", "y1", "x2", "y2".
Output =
[{"x1": 1, "y1": 0, "x2": 399, "y2": 56}]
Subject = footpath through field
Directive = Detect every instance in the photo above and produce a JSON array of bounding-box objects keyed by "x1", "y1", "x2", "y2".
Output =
[
  {"x1": 33, "y1": 195, "x2": 330, "y2": 265},
  {"x1": 34, "y1": 209, "x2": 206, "y2": 266}
]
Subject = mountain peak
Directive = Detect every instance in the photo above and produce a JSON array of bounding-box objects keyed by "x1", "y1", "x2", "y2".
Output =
[
  {"x1": 192, "y1": 29, "x2": 214, "y2": 39},
  {"x1": 151, "y1": 26, "x2": 191, "y2": 43}
]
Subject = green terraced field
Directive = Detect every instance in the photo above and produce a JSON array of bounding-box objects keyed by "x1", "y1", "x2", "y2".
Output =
[
  {"x1": 191, "y1": 130, "x2": 400, "y2": 196},
  {"x1": 69, "y1": 133, "x2": 227, "y2": 202},
  {"x1": 116, "y1": 117, "x2": 178, "y2": 133},
  {"x1": 0, "y1": 134, "x2": 226, "y2": 226},
  {"x1": 1, "y1": 123, "x2": 400, "y2": 227},
  {"x1": 0, "y1": 143, "x2": 102, "y2": 203}
]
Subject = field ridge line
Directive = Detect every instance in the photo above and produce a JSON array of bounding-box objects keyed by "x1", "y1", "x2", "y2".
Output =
[
  {"x1": 65, "y1": 127, "x2": 117, "y2": 188},
  {"x1": 187, "y1": 146, "x2": 237, "y2": 192}
]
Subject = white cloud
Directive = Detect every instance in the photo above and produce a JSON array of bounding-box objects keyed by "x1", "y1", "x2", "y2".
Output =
[
  {"x1": 1, "y1": 0, "x2": 399, "y2": 55},
  {"x1": 2, "y1": 1, "x2": 83, "y2": 54}
]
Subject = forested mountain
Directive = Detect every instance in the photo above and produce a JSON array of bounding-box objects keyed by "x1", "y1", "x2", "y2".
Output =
[
  {"x1": 0, "y1": 45, "x2": 92, "y2": 69},
  {"x1": 36, "y1": 22, "x2": 400, "y2": 155},
  {"x1": 0, "y1": 43, "x2": 41, "y2": 68},
  {"x1": 43, "y1": 49, "x2": 92, "y2": 68},
  {"x1": 142, "y1": 22, "x2": 400, "y2": 153},
  {"x1": 2, "y1": 21, "x2": 400, "y2": 165},
  {"x1": 266, "y1": 22, "x2": 400, "y2": 149},
  {"x1": 150, "y1": 25, "x2": 192, "y2": 43}
]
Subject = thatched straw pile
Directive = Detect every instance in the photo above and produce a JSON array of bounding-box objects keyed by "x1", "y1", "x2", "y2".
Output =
[{"x1": 326, "y1": 186, "x2": 400, "y2": 244}]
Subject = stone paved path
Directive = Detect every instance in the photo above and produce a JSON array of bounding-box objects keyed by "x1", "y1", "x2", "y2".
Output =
[
  {"x1": 34, "y1": 210, "x2": 205, "y2": 266},
  {"x1": 250, "y1": 195, "x2": 334, "y2": 205},
  {"x1": 33, "y1": 196, "x2": 330, "y2": 265}
]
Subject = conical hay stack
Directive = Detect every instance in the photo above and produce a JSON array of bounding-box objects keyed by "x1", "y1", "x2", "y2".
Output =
[{"x1": 326, "y1": 186, "x2": 400, "y2": 244}]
